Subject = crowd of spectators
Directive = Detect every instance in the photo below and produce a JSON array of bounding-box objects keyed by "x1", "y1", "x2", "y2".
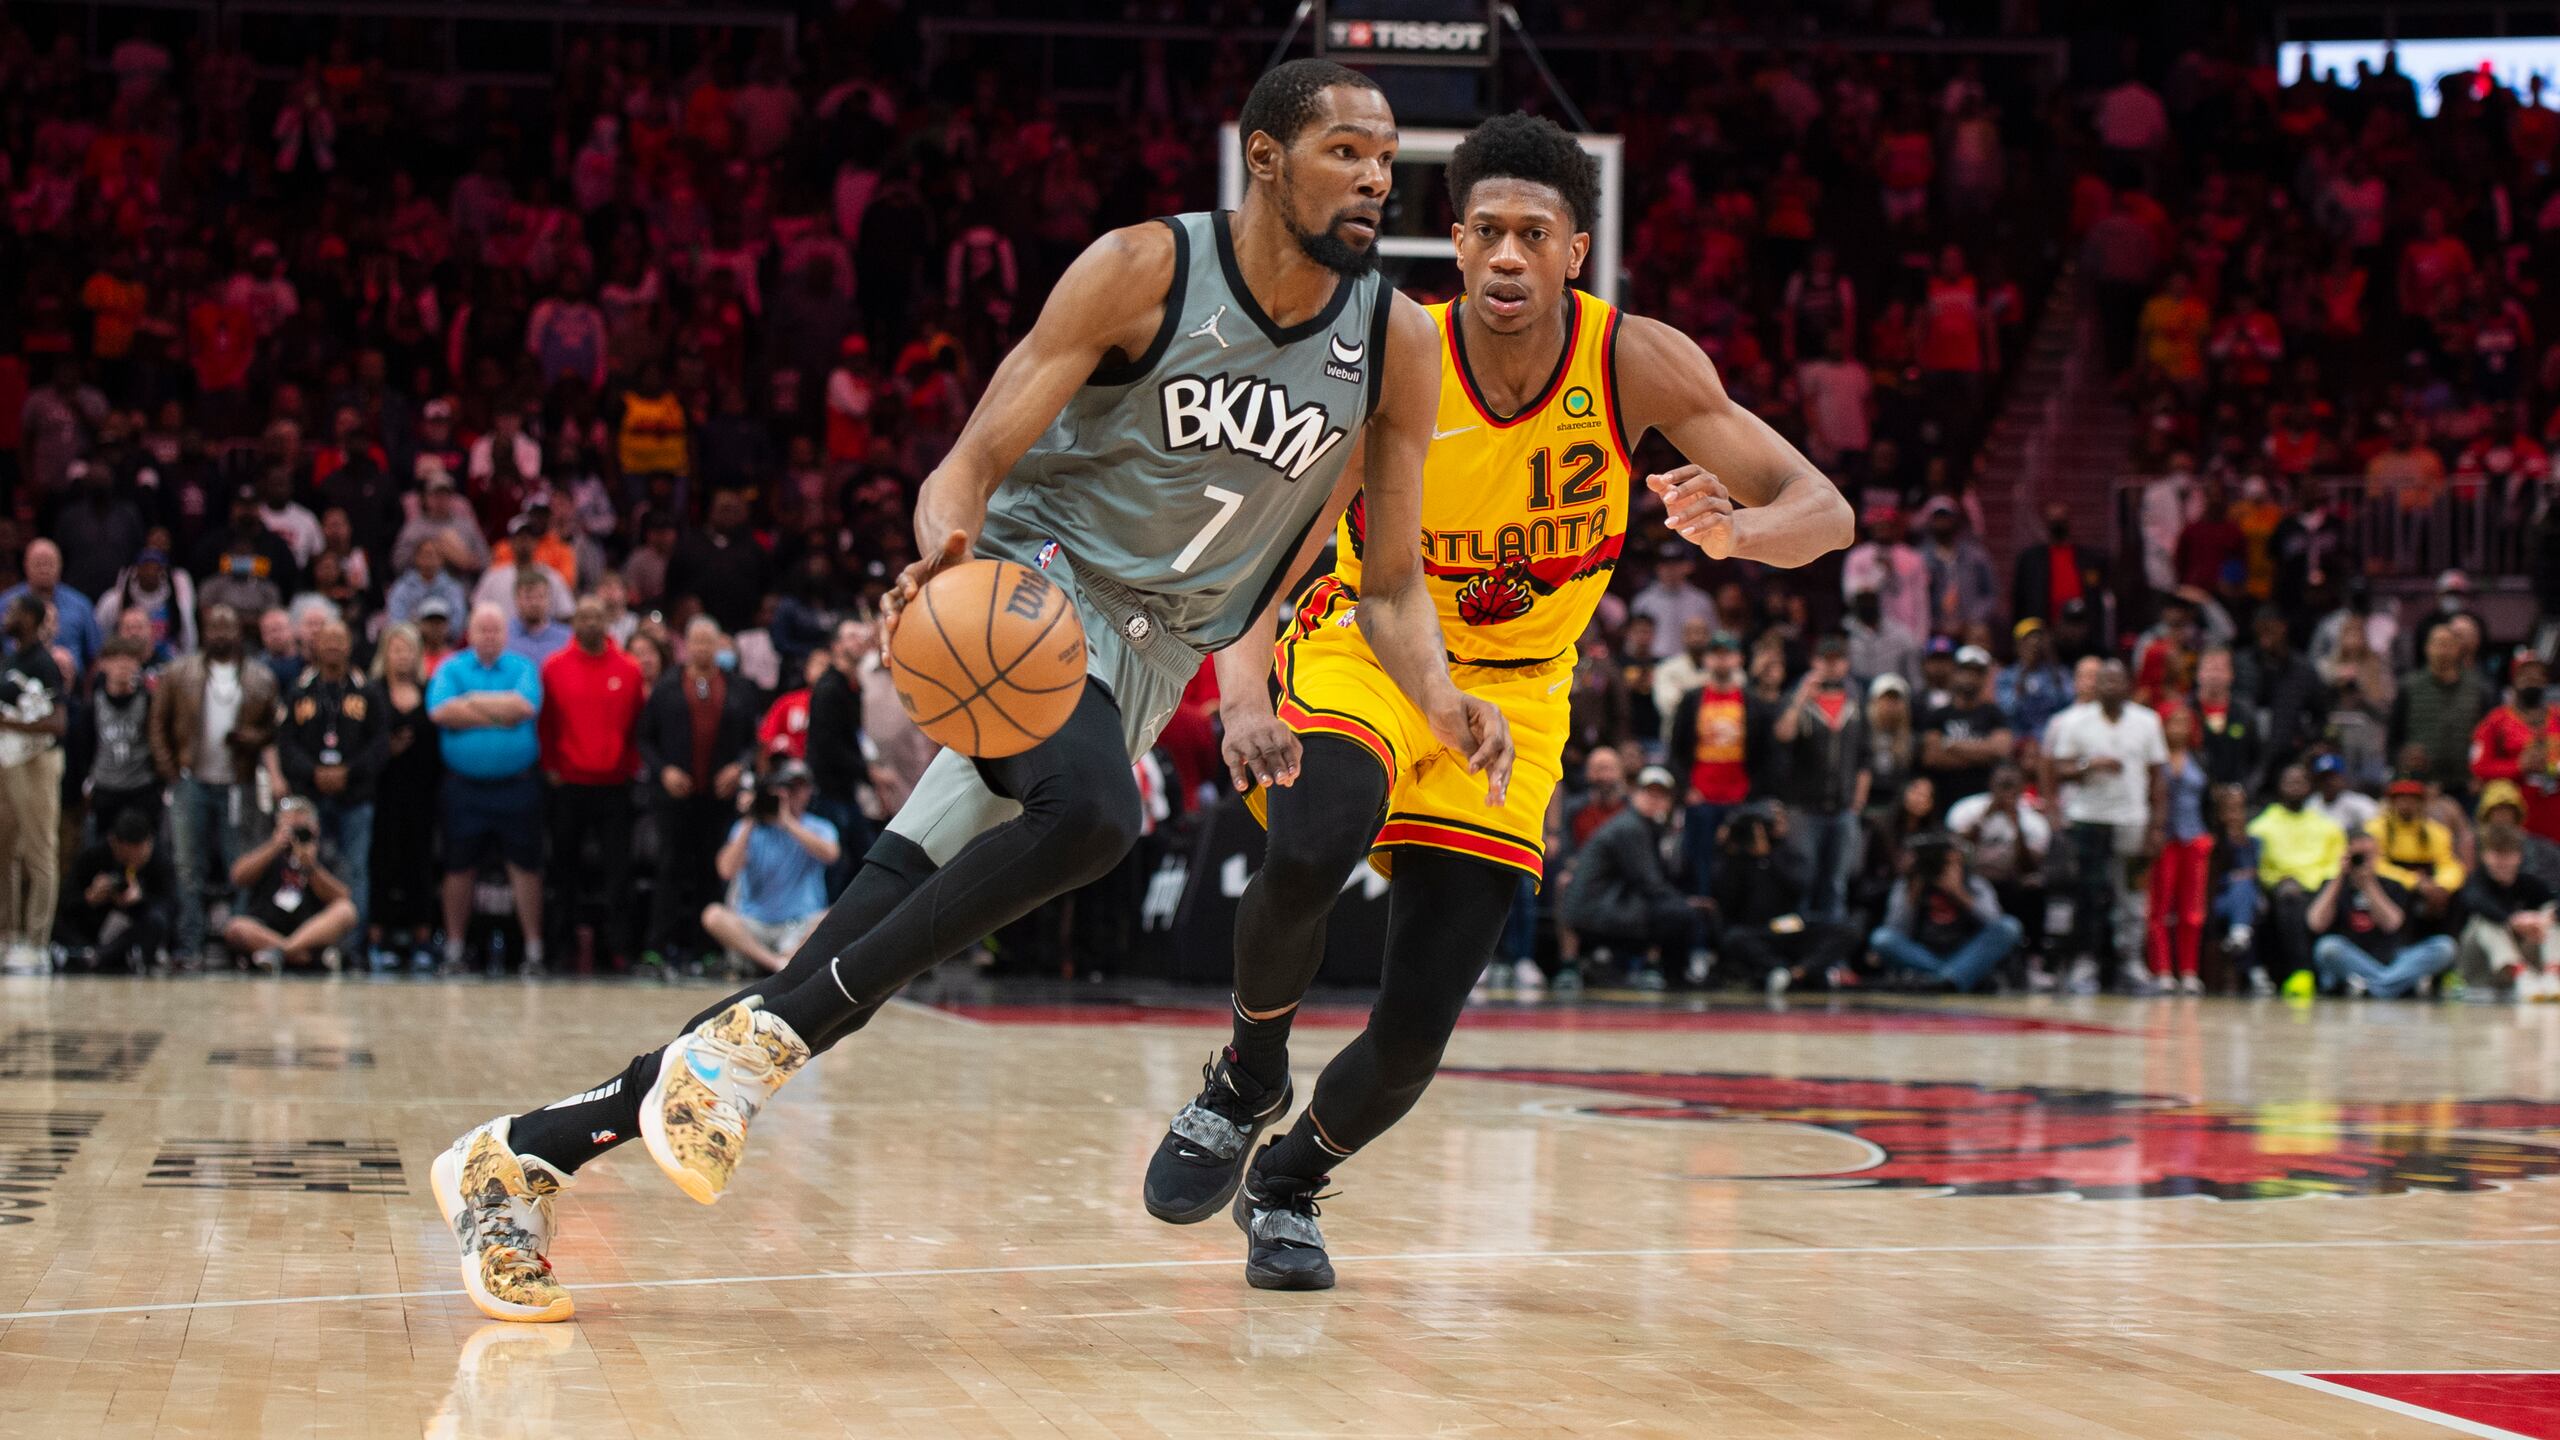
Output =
[{"x1": 1, "y1": 13, "x2": 2551, "y2": 1005}]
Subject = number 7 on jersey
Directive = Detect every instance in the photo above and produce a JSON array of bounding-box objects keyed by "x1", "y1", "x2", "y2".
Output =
[{"x1": 1171, "y1": 484, "x2": 1245, "y2": 574}]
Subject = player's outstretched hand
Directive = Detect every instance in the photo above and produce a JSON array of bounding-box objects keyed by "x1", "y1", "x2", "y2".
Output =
[
  {"x1": 1649, "y1": 465, "x2": 1736, "y2": 560},
  {"x1": 1430, "y1": 692, "x2": 1513, "y2": 807},
  {"x1": 881, "y1": 530, "x2": 973, "y2": 659},
  {"x1": 1221, "y1": 707, "x2": 1302, "y2": 793}
]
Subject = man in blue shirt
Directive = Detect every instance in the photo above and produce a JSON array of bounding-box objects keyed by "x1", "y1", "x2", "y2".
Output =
[
  {"x1": 427, "y1": 602, "x2": 546, "y2": 971},
  {"x1": 0, "y1": 539, "x2": 99, "y2": 673},
  {"x1": 700, "y1": 759, "x2": 840, "y2": 973},
  {"x1": 1998, "y1": 616, "x2": 2072, "y2": 747}
]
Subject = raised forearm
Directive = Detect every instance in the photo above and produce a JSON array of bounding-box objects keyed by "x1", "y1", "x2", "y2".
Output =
[{"x1": 1726, "y1": 470, "x2": 1856, "y2": 569}]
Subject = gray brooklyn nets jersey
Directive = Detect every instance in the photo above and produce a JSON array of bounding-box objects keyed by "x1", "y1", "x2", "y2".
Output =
[{"x1": 978, "y1": 210, "x2": 1388, "y2": 676}]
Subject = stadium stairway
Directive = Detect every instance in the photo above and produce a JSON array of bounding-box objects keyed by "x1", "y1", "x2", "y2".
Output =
[{"x1": 1969, "y1": 268, "x2": 2136, "y2": 581}]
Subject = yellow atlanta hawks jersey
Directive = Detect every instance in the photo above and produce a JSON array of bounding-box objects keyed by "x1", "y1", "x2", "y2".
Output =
[{"x1": 1332, "y1": 289, "x2": 1630, "y2": 666}]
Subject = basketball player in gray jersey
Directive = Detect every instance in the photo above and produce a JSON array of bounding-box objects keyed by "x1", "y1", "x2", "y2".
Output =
[{"x1": 430, "y1": 59, "x2": 1512, "y2": 1324}]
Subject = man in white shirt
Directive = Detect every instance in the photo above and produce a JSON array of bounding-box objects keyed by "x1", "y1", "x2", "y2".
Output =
[
  {"x1": 1841, "y1": 504, "x2": 1930, "y2": 643},
  {"x1": 2042, "y1": 659, "x2": 2167, "y2": 993},
  {"x1": 256, "y1": 466, "x2": 323, "y2": 569}
]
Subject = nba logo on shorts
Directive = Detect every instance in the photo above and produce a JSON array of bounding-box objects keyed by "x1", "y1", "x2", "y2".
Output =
[{"x1": 1035, "y1": 540, "x2": 1060, "y2": 570}]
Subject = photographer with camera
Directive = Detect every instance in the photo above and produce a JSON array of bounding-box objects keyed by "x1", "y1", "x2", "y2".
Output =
[
  {"x1": 1870, "y1": 834, "x2": 2022, "y2": 993},
  {"x1": 1710, "y1": 805, "x2": 1861, "y2": 995},
  {"x1": 59, "y1": 808, "x2": 178, "y2": 972},
  {"x1": 221, "y1": 796, "x2": 359, "y2": 971},
  {"x1": 699, "y1": 758, "x2": 840, "y2": 975},
  {"x1": 2308, "y1": 827, "x2": 2456, "y2": 998}
]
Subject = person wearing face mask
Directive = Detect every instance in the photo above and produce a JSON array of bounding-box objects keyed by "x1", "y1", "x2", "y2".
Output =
[
  {"x1": 2410, "y1": 569, "x2": 2486, "y2": 669},
  {"x1": 2471, "y1": 652, "x2": 2560, "y2": 844},
  {"x1": 2010, "y1": 501, "x2": 2108, "y2": 636},
  {"x1": 1843, "y1": 586, "x2": 1920, "y2": 692},
  {"x1": 147, "y1": 603, "x2": 280, "y2": 966}
]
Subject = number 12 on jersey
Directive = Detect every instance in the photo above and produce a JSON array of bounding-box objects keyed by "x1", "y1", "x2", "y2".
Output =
[
  {"x1": 1526, "y1": 443, "x2": 1609, "y2": 511},
  {"x1": 1171, "y1": 484, "x2": 1245, "y2": 574}
]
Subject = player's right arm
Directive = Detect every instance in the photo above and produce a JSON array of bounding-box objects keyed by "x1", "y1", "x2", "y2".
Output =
[{"x1": 883, "y1": 223, "x2": 1177, "y2": 647}]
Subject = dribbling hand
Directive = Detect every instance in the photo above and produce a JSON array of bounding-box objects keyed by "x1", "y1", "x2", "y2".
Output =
[
  {"x1": 1649, "y1": 465, "x2": 1736, "y2": 559},
  {"x1": 1221, "y1": 707, "x2": 1302, "y2": 793},
  {"x1": 881, "y1": 530, "x2": 973, "y2": 660}
]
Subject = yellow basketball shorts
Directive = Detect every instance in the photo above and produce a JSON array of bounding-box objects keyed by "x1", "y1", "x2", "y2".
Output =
[{"x1": 1248, "y1": 579, "x2": 1567, "y2": 884}]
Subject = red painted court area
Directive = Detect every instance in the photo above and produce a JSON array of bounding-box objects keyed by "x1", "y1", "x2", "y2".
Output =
[
  {"x1": 2273, "y1": 1373, "x2": 2560, "y2": 1438},
  {"x1": 926, "y1": 999, "x2": 2123, "y2": 1035}
]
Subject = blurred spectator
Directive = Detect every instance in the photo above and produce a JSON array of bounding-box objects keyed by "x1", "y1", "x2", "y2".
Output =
[
  {"x1": 804, "y1": 617, "x2": 871, "y2": 889},
  {"x1": 1997, "y1": 618, "x2": 2071, "y2": 744},
  {"x1": 386, "y1": 535, "x2": 469, "y2": 626},
  {"x1": 2044, "y1": 659, "x2": 2165, "y2": 993},
  {"x1": 1845, "y1": 588, "x2": 1921, "y2": 690},
  {"x1": 2246, "y1": 764, "x2": 2346, "y2": 996},
  {"x1": 95, "y1": 547, "x2": 197, "y2": 659},
  {"x1": 0, "y1": 593, "x2": 67, "y2": 968},
  {"x1": 670, "y1": 490, "x2": 771, "y2": 634},
  {"x1": 2233, "y1": 606, "x2": 2323, "y2": 771},
  {"x1": 278, "y1": 617, "x2": 382, "y2": 939},
  {"x1": 58, "y1": 808, "x2": 176, "y2": 973},
  {"x1": 476, "y1": 520, "x2": 573, "y2": 617},
  {"x1": 1947, "y1": 762, "x2": 2049, "y2": 984},
  {"x1": 2457, "y1": 823, "x2": 2558, "y2": 999},
  {"x1": 148, "y1": 603, "x2": 277, "y2": 964},
  {"x1": 505, "y1": 570, "x2": 569, "y2": 669},
  {"x1": 2392, "y1": 623, "x2": 2492, "y2": 794},
  {"x1": 1, "y1": 539, "x2": 98, "y2": 672},
  {"x1": 2308, "y1": 753, "x2": 2380, "y2": 834},
  {"x1": 1841, "y1": 506, "x2": 1927, "y2": 644},
  {"x1": 1650, "y1": 617, "x2": 1718, "y2": 739},
  {"x1": 368, "y1": 623, "x2": 441, "y2": 969},
  {"x1": 1916, "y1": 498, "x2": 1997, "y2": 638},
  {"x1": 2311, "y1": 828, "x2": 2455, "y2": 999},
  {"x1": 1667, "y1": 634, "x2": 1750, "y2": 896},
  {"x1": 1871, "y1": 834, "x2": 2019, "y2": 993},
  {"x1": 640, "y1": 616, "x2": 755, "y2": 964},
  {"x1": 1864, "y1": 673, "x2": 1917, "y2": 809},
  {"x1": 2146, "y1": 704, "x2": 2213, "y2": 993},
  {"x1": 1558, "y1": 766, "x2": 1697, "y2": 991},
  {"x1": 427, "y1": 603, "x2": 545, "y2": 972},
  {"x1": 701, "y1": 759, "x2": 839, "y2": 975},
  {"x1": 80, "y1": 638, "x2": 158, "y2": 838},
  {"x1": 1795, "y1": 331, "x2": 1872, "y2": 468},
  {"x1": 2010, "y1": 502, "x2": 2107, "y2": 636},
  {"x1": 1630, "y1": 547, "x2": 1712, "y2": 661},
  {"x1": 1771, "y1": 637, "x2": 1870, "y2": 922},
  {"x1": 1919, "y1": 645, "x2": 2011, "y2": 810},
  {"x1": 2471, "y1": 652, "x2": 2560, "y2": 843},
  {"x1": 223, "y1": 798, "x2": 356, "y2": 972},
  {"x1": 2368, "y1": 775, "x2": 2466, "y2": 923},
  {"x1": 54, "y1": 463, "x2": 145, "y2": 598},
  {"x1": 1711, "y1": 806, "x2": 1858, "y2": 996},
  {"x1": 391, "y1": 466, "x2": 491, "y2": 577}
]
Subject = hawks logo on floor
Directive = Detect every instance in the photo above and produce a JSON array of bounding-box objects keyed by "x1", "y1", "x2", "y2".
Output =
[{"x1": 1448, "y1": 1069, "x2": 2560, "y2": 1201}]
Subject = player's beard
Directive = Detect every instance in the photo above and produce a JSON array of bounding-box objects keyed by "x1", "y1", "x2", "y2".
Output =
[{"x1": 1284, "y1": 179, "x2": 1382, "y2": 277}]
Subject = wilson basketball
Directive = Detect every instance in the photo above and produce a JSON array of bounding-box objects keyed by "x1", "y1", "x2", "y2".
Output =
[{"x1": 888, "y1": 558, "x2": 1087, "y2": 758}]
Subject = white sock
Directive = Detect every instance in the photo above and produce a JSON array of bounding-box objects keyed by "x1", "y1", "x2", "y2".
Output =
[
  {"x1": 444, "y1": 935, "x2": 466, "y2": 965},
  {"x1": 523, "y1": 938, "x2": 545, "y2": 964}
]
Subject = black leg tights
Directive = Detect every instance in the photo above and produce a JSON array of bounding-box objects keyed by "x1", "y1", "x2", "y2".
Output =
[
  {"x1": 1226, "y1": 737, "x2": 1389, "y2": 1085},
  {"x1": 509, "y1": 685, "x2": 1143, "y2": 1176},
  {"x1": 1261, "y1": 847, "x2": 1521, "y2": 1183}
]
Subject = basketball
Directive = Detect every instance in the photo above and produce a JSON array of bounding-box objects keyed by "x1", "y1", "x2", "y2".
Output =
[{"x1": 888, "y1": 558, "x2": 1088, "y2": 758}]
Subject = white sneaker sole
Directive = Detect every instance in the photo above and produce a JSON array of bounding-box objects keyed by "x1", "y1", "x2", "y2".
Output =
[
  {"x1": 430, "y1": 1143, "x2": 573, "y2": 1323},
  {"x1": 638, "y1": 1043, "x2": 723, "y2": 1206}
]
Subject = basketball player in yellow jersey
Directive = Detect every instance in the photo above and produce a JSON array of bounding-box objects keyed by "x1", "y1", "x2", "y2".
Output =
[{"x1": 1140, "y1": 113, "x2": 1852, "y2": 1290}]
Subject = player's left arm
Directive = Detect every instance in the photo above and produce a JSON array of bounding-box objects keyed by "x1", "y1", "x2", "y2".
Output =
[
  {"x1": 1354, "y1": 292, "x2": 1513, "y2": 804},
  {"x1": 1615, "y1": 314, "x2": 1854, "y2": 569},
  {"x1": 1207, "y1": 446, "x2": 1366, "y2": 792}
]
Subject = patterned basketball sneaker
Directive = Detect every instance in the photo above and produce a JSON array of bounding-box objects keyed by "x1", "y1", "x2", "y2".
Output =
[
  {"x1": 639, "y1": 998, "x2": 812, "y2": 1204},
  {"x1": 1232, "y1": 1141, "x2": 1337, "y2": 1291},
  {"x1": 430, "y1": 1117, "x2": 574, "y2": 1323},
  {"x1": 1143, "y1": 1047, "x2": 1293, "y2": 1224}
]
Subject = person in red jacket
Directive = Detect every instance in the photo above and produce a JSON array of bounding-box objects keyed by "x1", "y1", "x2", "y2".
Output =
[
  {"x1": 539, "y1": 593, "x2": 645, "y2": 968},
  {"x1": 2471, "y1": 650, "x2": 2560, "y2": 843}
]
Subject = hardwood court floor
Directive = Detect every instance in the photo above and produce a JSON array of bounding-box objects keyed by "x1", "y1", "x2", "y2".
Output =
[{"x1": 4, "y1": 976, "x2": 2560, "y2": 1438}]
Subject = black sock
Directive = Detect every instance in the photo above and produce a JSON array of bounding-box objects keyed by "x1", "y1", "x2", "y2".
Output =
[
  {"x1": 509, "y1": 1051, "x2": 658, "y2": 1175},
  {"x1": 1258, "y1": 1111, "x2": 1351, "y2": 1187},
  {"x1": 1227, "y1": 995, "x2": 1296, "y2": 1091}
]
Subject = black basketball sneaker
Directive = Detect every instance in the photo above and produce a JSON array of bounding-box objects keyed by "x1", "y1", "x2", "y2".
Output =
[
  {"x1": 1142, "y1": 1047, "x2": 1292, "y2": 1224},
  {"x1": 1232, "y1": 1140, "x2": 1336, "y2": 1291}
]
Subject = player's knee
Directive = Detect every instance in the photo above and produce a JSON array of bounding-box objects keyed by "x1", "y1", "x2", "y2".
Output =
[
  {"x1": 1259, "y1": 818, "x2": 1368, "y2": 901},
  {"x1": 1040, "y1": 788, "x2": 1144, "y2": 881}
]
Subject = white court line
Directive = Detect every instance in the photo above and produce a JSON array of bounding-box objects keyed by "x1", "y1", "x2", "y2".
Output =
[
  {"x1": 8, "y1": 1235, "x2": 2560, "y2": 1326},
  {"x1": 2257, "y1": 1370, "x2": 2551, "y2": 1440}
]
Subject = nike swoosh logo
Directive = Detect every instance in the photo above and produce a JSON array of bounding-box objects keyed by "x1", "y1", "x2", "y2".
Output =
[
  {"x1": 1548, "y1": 679, "x2": 1569, "y2": 695},
  {"x1": 686, "y1": 1052, "x2": 724, "y2": 1084},
  {"x1": 1330, "y1": 333, "x2": 1366, "y2": 365},
  {"x1": 1433, "y1": 425, "x2": 1478, "y2": 440}
]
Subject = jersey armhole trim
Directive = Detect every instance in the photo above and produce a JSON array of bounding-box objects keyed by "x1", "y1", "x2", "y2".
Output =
[
  {"x1": 1363, "y1": 286, "x2": 1393, "y2": 421},
  {"x1": 1086, "y1": 217, "x2": 1187, "y2": 388},
  {"x1": 1601, "y1": 306, "x2": 1637, "y2": 471}
]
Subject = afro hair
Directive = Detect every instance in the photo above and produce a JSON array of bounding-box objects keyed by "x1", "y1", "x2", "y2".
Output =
[{"x1": 1445, "y1": 112, "x2": 1600, "y2": 234}]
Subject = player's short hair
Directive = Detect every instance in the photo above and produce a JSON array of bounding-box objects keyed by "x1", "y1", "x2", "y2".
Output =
[
  {"x1": 1236, "y1": 59, "x2": 1382, "y2": 170},
  {"x1": 1446, "y1": 112, "x2": 1600, "y2": 234}
]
